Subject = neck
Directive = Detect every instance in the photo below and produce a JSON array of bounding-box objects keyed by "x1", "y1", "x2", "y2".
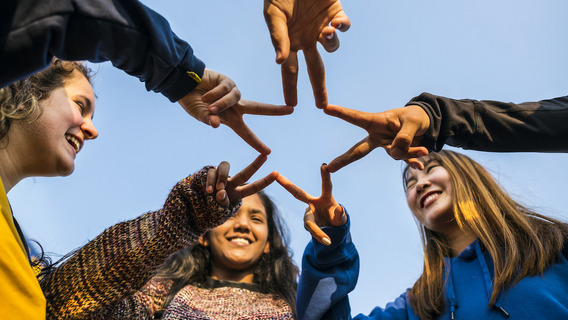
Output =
[
  {"x1": 0, "y1": 145, "x2": 24, "y2": 193},
  {"x1": 446, "y1": 227, "x2": 476, "y2": 257},
  {"x1": 210, "y1": 267, "x2": 255, "y2": 283}
]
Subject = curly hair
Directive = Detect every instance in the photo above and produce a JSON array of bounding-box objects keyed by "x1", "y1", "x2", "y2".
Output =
[
  {"x1": 156, "y1": 190, "x2": 299, "y2": 317},
  {"x1": 0, "y1": 59, "x2": 92, "y2": 141}
]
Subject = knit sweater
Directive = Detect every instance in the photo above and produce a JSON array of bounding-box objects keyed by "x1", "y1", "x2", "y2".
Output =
[
  {"x1": 98, "y1": 277, "x2": 294, "y2": 319},
  {"x1": 39, "y1": 166, "x2": 240, "y2": 320}
]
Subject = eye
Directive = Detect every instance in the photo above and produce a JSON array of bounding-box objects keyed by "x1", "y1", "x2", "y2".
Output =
[
  {"x1": 75, "y1": 101, "x2": 85, "y2": 114},
  {"x1": 426, "y1": 164, "x2": 439, "y2": 173},
  {"x1": 405, "y1": 179, "x2": 416, "y2": 190},
  {"x1": 250, "y1": 215, "x2": 265, "y2": 223}
]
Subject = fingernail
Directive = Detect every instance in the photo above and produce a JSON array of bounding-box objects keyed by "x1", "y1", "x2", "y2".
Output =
[
  {"x1": 325, "y1": 33, "x2": 334, "y2": 40},
  {"x1": 322, "y1": 238, "x2": 331, "y2": 245},
  {"x1": 221, "y1": 193, "x2": 226, "y2": 200},
  {"x1": 337, "y1": 23, "x2": 343, "y2": 29}
]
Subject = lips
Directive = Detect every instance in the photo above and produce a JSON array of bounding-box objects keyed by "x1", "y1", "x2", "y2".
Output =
[
  {"x1": 65, "y1": 134, "x2": 82, "y2": 153},
  {"x1": 228, "y1": 237, "x2": 252, "y2": 245},
  {"x1": 420, "y1": 191, "x2": 442, "y2": 208}
]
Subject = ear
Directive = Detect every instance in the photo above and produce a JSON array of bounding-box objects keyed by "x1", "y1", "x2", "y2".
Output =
[
  {"x1": 198, "y1": 235, "x2": 209, "y2": 247},
  {"x1": 263, "y1": 241, "x2": 270, "y2": 254}
]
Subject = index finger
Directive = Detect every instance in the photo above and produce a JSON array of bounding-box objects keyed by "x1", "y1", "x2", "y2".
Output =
[
  {"x1": 236, "y1": 171, "x2": 279, "y2": 198},
  {"x1": 320, "y1": 164, "x2": 333, "y2": 197},
  {"x1": 276, "y1": 175, "x2": 312, "y2": 203},
  {"x1": 326, "y1": 136, "x2": 373, "y2": 173},
  {"x1": 323, "y1": 104, "x2": 377, "y2": 131},
  {"x1": 223, "y1": 117, "x2": 271, "y2": 155},
  {"x1": 238, "y1": 100, "x2": 295, "y2": 116},
  {"x1": 228, "y1": 154, "x2": 268, "y2": 187}
]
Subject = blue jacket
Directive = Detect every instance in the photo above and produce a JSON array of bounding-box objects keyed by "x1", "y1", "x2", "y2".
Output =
[
  {"x1": 1, "y1": 0, "x2": 204, "y2": 102},
  {"x1": 298, "y1": 215, "x2": 568, "y2": 320}
]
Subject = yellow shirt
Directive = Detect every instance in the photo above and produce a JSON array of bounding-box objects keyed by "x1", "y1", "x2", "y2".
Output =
[{"x1": 0, "y1": 178, "x2": 46, "y2": 319}]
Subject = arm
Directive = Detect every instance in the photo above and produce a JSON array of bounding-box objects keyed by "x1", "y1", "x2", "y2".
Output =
[
  {"x1": 2, "y1": 0, "x2": 203, "y2": 102},
  {"x1": 40, "y1": 155, "x2": 278, "y2": 319},
  {"x1": 297, "y1": 218, "x2": 359, "y2": 320},
  {"x1": 40, "y1": 166, "x2": 235, "y2": 318},
  {"x1": 407, "y1": 93, "x2": 568, "y2": 153}
]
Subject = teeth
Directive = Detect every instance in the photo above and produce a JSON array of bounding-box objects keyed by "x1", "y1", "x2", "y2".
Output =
[
  {"x1": 65, "y1": 134, "x2": 80, "y2": 152},
  {"x1": 423, "y1": 193, "x2": 440, "y2": 207},
  {"x1": 230, "y1": 238, "x2": 250, "y2": 245}
]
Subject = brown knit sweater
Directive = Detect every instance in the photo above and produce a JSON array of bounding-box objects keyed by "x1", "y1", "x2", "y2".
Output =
[{"x1": 39, "y1": 167, "x2": 240, "y2": 320}]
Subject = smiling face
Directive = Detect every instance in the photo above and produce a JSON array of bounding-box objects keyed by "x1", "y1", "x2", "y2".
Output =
[
  {"x1": 405, "y1": 161, "x2": 458, "y2": 235},
  {"x1": 11, "y1": 69, "x2": 98, "y2": 177},
  {"x1": 200, "y1": 193, "x2": 270, "y2": 283}
]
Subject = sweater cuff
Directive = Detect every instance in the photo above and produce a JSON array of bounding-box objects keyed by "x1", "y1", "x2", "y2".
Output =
[
  {"x1": 311, "y1": 211, "x2": 354, "y2": 266},
  {"x1": 159, "y1": 52, "x2": 205, "y2": 102}
]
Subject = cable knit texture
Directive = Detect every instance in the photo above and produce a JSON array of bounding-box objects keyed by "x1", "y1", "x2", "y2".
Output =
[{"x1": 40, "y1": 167, "x2": 240, "y2": 320}]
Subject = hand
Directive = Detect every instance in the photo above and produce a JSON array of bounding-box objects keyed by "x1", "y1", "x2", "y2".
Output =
[
  {"x1": 324, "y1": 104, "x2": 431, "y2": 172},
  {"x1": 277, "y1": 164, "x2": 346, "y2": 245},
  {"x1": 206, "y1": 154, "x2": 279, "y2": 208},
  {"x1": 264, "y1": 0, "x2": 350, "y2": 108},
  {"x1": 179, "y1": 69, "x2": 294, "y2": 155}
]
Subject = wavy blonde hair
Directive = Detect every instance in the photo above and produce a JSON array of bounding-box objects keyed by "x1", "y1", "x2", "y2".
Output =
[
  {"x1": 403, "y1": 150, "x2": 568, "y2": 319},
  {"x1": 0, "y1": 59, "x2": 91, "y2": 141}
]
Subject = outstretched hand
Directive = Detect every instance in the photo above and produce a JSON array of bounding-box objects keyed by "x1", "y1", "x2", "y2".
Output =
[
  {"x1": 277, "y1": 164, "x2": 346, "y2": 245},
  {"x1": 179, "y1": 69, "x2": 294, "y2": 155},
  {"x1": 324, "y1": 104, "x2": 431, "y2": 172},
  {"x1": 264, "y1": 0, "x2": 350, "y2": 108},
  {"x1": 206, "y1": 154, "x2": 279, "y2": 208}
]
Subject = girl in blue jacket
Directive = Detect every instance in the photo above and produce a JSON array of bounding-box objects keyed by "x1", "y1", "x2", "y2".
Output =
[{"x1": 277, "y1": 150, "x2": 568, "y2": 319}]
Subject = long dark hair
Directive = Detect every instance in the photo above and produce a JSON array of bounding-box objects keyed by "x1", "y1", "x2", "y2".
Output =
[{"x1": 156, "y1": 190, "x2": 299, "y2": 316}]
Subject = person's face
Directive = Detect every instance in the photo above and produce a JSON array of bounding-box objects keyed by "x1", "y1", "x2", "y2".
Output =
[
  {"x1": 15, "y1": 70, "x2": 98, "y2": 177},
  {"x1": 405, "y1": 161, "x2": 457, "y2": 234},
  {"x1": 201, "y1": 193, "x2": 270, "y2": 281}
]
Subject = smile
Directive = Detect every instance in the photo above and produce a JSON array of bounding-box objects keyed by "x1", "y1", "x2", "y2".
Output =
[
  {"x1": 229, "y1": 237, "x2": 252, "y2": 245},
  {"x1": 65, "y1": 134, "x2": 81, "y2": 153},
  {"x1": 421, "y1": 191, "x2": 442, "y2": 208}
]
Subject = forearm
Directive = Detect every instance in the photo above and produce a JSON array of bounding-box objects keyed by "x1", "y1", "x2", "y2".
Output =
[
  {"x1": 297, "y1": 216, "x2": 359, "y2": 320},
  {"x1": 40, "y1": 167, "x2": 239, "y2": 319},
  {"x1": 1, "y1": 0, "x2": 204, "y2": 101},
  {"x1": 407, "y1": 93, "x2": 568, "y2": 152}
]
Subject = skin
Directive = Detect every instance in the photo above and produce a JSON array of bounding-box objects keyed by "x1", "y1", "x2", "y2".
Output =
[
  {"x1": 263, "y1": 0, "x2": 351, "y2": 108},
  {"x1": 405, "y1": 162, "x2": 475, "y2": 256},
  {"x1": 323, "y1": 104, "x2": 431, "y2": 172},
  {"x1": 200, "y1": 194, "x2": 270, "y2": 283},
  {"x1": 0, "y1": 70, "x2": 98, "y2": 193},
  {"x1": 181, "y1": 69, "x2": 295, "y2": 155},
  {"x1": 277, "y1": 164, "x2": 345, "y2": 245}
]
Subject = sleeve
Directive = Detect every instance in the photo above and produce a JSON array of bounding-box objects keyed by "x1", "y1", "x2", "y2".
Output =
[
  {"x1": 296, "y1": 214, "x2": 359, "y2": 320},
  {"x1": 1, "y1": 0, "x2": 205, "y2": 102},
  {"x1": 297, "y1": 213, "x2": 412, "y2": 320},
  {"x1": 39, "y1": 166, "x2": 240, "y2": 319},
  {"x1": 406, "y1": 93, "x2": 568, "y2": 153}
]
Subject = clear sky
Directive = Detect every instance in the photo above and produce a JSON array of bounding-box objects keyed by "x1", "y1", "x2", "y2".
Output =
[{"x1": 9, "y1": 0, "x2": 568, "y2": 314}]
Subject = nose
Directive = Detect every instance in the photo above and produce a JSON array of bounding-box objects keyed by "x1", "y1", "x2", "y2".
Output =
[
  {"x1": 233, "y1": 215, "x2": 250, "y2": 232},
  {"x1": 415, "y1": 179, "x2": 430, "y2": 194},
  {"x1": 81, "y1": 119, "x2": 98, "y2": 140}
]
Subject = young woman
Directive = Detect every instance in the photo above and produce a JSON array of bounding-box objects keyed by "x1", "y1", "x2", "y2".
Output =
[
  {"x1": 90, "y1": 190, "x2": 299, "y2": 319},
  {"x1": 0, "y1": 59, "x2": 280, "y2": 319},
  {"x1": 277, "y1": 151, "x2": 568, "y2": 320}
]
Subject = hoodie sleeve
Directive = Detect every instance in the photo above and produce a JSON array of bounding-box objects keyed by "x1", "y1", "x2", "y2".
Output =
[
  {"x1": 1, "y1": 0, "x2": 205, "y2": 102},
  {"x1": 39, "y1": 166, "x2": 240, "y2": 319},
  {"x1": 406, "y1": 93, "x2": 568, "y2": 153}
]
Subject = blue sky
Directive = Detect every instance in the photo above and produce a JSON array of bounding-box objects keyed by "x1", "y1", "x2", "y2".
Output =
[{"x1": 10, "y1": 0, "x2": 568, "y2": 314}]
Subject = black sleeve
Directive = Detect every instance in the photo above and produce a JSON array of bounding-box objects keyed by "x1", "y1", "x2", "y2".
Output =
[
  {"x1": 407, "y1": 92, "x2": 568, "y2": 152},
  {"x1": 1, "y1": 0, "x2": 205, "y2": 102}
]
